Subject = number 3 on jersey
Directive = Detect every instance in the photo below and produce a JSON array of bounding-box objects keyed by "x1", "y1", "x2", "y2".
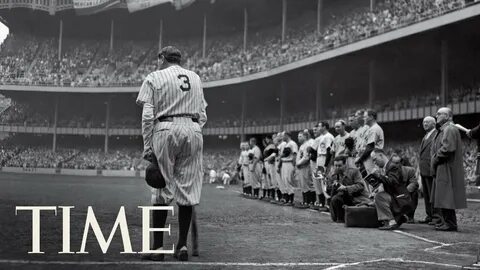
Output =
[{"x1": 178, "y1": 75, "x2": 191, "y2": 92}]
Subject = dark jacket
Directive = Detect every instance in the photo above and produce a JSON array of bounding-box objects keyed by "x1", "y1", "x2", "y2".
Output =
[
  {"x1": 431, "y1": 121, "x2": 467, "y2": 210},
  {"x1": 378, "y1": 160, "x2": 413, "y2": 219},
  {"x1": 401, "y1": 166, "x2": 419, "y2": 193},
  {"x1": 418, "y1": 130, "x2": 436, "y2": 177},
  {"x1": 329, "y1": 167, "x2": 371, "y2": 205}
]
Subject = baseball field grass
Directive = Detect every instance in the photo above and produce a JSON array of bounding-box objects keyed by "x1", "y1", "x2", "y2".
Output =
[{"x1": 0, "y1": 172, "x2": 479, "y2": 269}]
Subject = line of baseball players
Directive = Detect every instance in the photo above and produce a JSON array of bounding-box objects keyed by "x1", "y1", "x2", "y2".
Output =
[{"x1": 238, "y1": 109, "x2": 381, "y2": 210}]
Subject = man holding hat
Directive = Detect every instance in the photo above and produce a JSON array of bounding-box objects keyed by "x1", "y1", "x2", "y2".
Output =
[{"x1": 136, "y1": 46, "x2": 207, "y2": 261}]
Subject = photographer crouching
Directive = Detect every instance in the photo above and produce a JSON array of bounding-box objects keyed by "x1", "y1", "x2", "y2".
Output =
[{"x1": 328, "y1": 156, "x2": 371, "y2": 223}]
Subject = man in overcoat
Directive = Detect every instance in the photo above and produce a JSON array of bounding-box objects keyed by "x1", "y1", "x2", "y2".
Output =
[{"x1": 431, "y1": 107, "x2": 467, "y2": 231}]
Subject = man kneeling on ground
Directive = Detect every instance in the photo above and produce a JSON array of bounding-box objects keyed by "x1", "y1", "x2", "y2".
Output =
[
  {"x1": 328, "y1": 156, "x2": 371, "y2": 223},
  {"x1": 371, "y1": 149, "x2": 412, "y2": 230}
]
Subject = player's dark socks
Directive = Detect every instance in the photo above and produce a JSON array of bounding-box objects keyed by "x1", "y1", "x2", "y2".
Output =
[
  {"x1": 177, "y1": 205, "x2": 193, "y2": 249},
  {"x1": 263, "y1": 189, "x2": 267, "y2": 198},
  {"x1": 318, "y1": 194, "x2": 325, "y2": 207},
  {"x1": 282, "y1": 193, "x2": 288, "y2": 202},
  {"x1": 302, "y1": 192, "x2": 306, "y2": 204},
  {"x1": 290, "y1": 194, "x2": 295, "y2": 203},
  {"x1": 309, "y1": 192, "x2": 316, "y2": 204},
  {"x1": 270, "y1": 189, "x2": 275, "y2": 199},
  {"x1": 276, "y1": 189, "x2": 282, "y2": 200},
  {"x1": 152, "y1": 204, "x2": 168, "y2": 249},
  {"x1": 306, "y1": 192, "x2": 312, "y2": 204}
]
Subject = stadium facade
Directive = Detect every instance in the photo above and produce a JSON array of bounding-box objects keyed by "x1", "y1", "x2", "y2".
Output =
[{"x1": 1, "y1": 0, "x2": 480, "y2": 152}]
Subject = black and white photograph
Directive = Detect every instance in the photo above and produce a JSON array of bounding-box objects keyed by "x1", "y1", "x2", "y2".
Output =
[{"x1": 0, "y1": 0, "x2": 480, "y2": 269}]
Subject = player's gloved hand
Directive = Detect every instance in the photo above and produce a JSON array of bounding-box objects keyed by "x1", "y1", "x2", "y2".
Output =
[{"x1": 143, "y1": 148, "x2": 155, "y2": 162}]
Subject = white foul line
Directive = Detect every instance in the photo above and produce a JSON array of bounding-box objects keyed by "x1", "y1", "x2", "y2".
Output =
[
  {"x1": 0, "y1": 260, "x2": 338, "y2": 267},
  {"x1": 393, "y1": 230, "x2": 446, "y2": 245},
  {"x1": 324, "y1": 257, "x2": 465, "y2": 269}
]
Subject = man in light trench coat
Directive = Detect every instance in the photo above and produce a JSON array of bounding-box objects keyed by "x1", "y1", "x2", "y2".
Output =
[{"x1": 430, "y1": 107, "x2": 467, "y2": 231}]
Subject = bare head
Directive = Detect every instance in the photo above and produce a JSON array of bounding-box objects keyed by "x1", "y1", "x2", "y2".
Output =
[
  {"x1": 371, "y1": 149, "x2": 388, "y2": 168},
  {"x1": 348, "y1": 114, "x2": 357, "y2": 129},
  {"x1": 298, "y1": 131, "x2": 306, "y2": 144},
  {"x1": 422, "y1": 116, "x2": 436, "y2": 132},
  {"x1": 364, "y1": 109, "x2": 377, "y2": 126},
  {"x1": 158, "y1": 46, "x2": 182, "y2": 69},
  {"x1": 355, "y1": 110, "x2": 365, "y2": 126},
  {"x1": 334, "y1": 120, "x2": 346, "y2": 135},
  {"x1": 435, "y1": 107, "x2": 452, "y2": 125}
]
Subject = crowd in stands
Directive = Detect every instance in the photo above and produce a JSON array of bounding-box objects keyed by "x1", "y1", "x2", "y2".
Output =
[
  {"x1": 1, "y1": 84, "x2": 480, "y2": 129},
  {"x1": 0, "y1": 145, "x2": 240, "y2": 174},
  {"x1": 0, "y1": 0, "x2": 469, "y2": 87}
]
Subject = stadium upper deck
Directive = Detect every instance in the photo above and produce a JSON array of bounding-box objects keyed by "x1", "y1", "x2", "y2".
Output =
[{"x1": 0, "y1": 0, "x2": 476, "y2": 91}]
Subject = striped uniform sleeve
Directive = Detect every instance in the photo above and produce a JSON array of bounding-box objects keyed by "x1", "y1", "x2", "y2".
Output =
[
  {"x1": 136, "y1": 75, "x2": 155, "y2": 155},
  {"x1": 198, "y1": 77, "x2": 208, "y2": 128},
  {"x1": 136, "y1": 76, "x2": 154, "y2": 106}
]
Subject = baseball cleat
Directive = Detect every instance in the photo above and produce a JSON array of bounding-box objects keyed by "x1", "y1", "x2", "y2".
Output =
[
  {"x1": 141, "y1": 247, "x2": 165, "y2": 261},
  {"x1": 174, "y1": 246, "x2": 189, "y2": 261}
]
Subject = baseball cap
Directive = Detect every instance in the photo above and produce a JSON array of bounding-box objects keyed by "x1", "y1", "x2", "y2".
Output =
[{"x1": 158, "y1": 46, "x2": 182, "y2": 63}]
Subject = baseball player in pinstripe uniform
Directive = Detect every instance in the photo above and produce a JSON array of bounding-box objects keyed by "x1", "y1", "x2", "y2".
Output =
[
  {"x1": 265, "y1": 133, "x2": 282, "y2": 202},
  {"x1": 275, "y1": 132, "x2": 288, "y2": 203},
  {"x1": 263, "y1": 135, "x2": 278, "y2": 200},
  {"x1": 136, "y1": 46, "x2": 207, "y2": 261},
  {"x1": 240, "y1": 142, "x2": 252, "y2": 196},
  {"x1": 296, "y1": 130, "x2": 315, "y2": 207},
  {"x1": 280, "y1": 132, "x2": 298, "y2": 206},
  {"x1": 248, "y1": 137, "x2": 263, "y2": 199}
]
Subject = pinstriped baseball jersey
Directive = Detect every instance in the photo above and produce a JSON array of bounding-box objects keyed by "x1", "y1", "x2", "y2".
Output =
[
  {"x1": 136, "y1": 65, "x2": 207, "y2": 127},
  {"x1": 136, "y1": 64, "x2": 207, "y2": 206}
]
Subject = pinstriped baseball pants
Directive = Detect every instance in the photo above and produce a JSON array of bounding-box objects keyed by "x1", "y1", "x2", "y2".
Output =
[{"x1": 151, "y1": 118, "x2": 203, "y2": 206}]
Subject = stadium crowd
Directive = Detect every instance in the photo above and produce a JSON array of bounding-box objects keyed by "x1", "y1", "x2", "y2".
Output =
[
  {"x1": 234, "y1": 107, "x2": 479, "y2": 231},
  {"x1": 0, "y1": 0, "x2": 468, "y2": 86},
  {"x1": 1, "y1": 85, "x2": 479, "y2": 129},
  {"x1": 0, "y1": 145, "x2": 238, "y2": 174}
]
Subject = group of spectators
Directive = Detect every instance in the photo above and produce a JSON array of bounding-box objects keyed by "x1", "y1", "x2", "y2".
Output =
[
  {"x1": 1, "y1": 84, "x2": 480, "y2": 130},
  {"x1": 0, "y1": 145, "x2": 241, "y2": 174},
  {"x1": 0, "y1": 0, "x2": 469, "y2": 86}
]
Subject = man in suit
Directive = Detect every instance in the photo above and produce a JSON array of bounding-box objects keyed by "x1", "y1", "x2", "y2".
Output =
[
  {"x1": 467, "y1": 121, "x2": 480, "y2": 186},
  {"x1": 371, "y1": 149, "x2": 411, "y2": 230},
  {"x1": 328, "y1": 156, "x2": 371, "y2": 223},
  {"x1": 418, "y1": 116, "x2": 440, "y2": 225},
  {"x1": 392, "y1": 155, "x2": 419, "y2": 223},
  {"x1": 431, "y1": 107, "x2": 467, "y2": 231}
]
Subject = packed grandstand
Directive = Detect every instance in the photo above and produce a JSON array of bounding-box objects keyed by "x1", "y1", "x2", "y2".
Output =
[
  {"x1": 0, "y1": 0, "x2": 478, "y2": 189},
  {"x1": 0, "y1": 0, "x2": 470, "y2": 87}
]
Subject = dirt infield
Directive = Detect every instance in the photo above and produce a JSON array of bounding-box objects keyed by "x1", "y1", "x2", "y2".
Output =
[{"x1": 0, "y1": 172, "x2": 479, "y2": 269}]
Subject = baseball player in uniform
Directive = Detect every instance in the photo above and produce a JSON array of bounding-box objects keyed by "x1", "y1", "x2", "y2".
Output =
[
  {"x1": 333, "y1": 120, "x2": 349, "y2": 158},
  {"x1": 240, "y1": 142, "x2": 252, "y2": 196},
  {"x1": 137, "y1": 46, "x2": 207, "y2": 261},
  {"x1": 355, "y1": 109, "x2": 384, "y2": 174},
  {"x1": 314, "y1": 121, "x2": 334, "y2": 209},
  {"x1": 275, "y1": 132, "x2": 288, "y2": 203},
  {"x1": 248, "y1": 137, "x2": 263, "y2": 199},
  {"x1": 296, "y1": 130, "x2": 315, "y2": 207},
  {"x1": 262, "y1": 135, "x2": 277, "y2": 200},
  {"x1": 280, "y1": 132, "x2": 298, "y2": 206},
  {"x1": 353, "y1": 110, "x2": 369, "y2": 159},
  {"x1": 267, "y1": 133, "x2": 283, "y2": 203}
]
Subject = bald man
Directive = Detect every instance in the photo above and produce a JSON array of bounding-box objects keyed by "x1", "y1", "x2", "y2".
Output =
[
  {"x1": 418, "y1": 116, "x2": 439, "y2": 224},
  {"x1": 431, "y1": 107, "x2": 467, "y2": 231}
]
